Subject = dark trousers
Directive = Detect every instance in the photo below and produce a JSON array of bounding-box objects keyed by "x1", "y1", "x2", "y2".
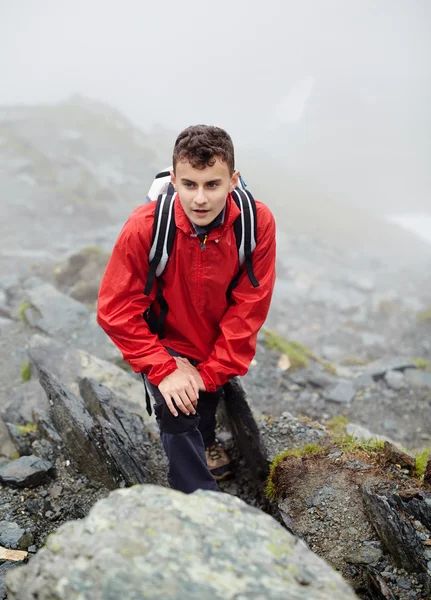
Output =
[{"x1": 144, "y1": 349, "x2": 221, "y2": 494}]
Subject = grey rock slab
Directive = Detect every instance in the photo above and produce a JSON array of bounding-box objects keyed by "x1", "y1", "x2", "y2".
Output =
[
  {"x1": 1, "y1": 380, "x2": 49, "y2": 425},
  {"x1": 363, "y1": 357, "x2": 417, "y2": 379},
  {"x1": 0, "y1": 455, "x2": 53, "y2": 488},
  {"x1": 22, "y1": 279, "x2": 117, "y2": 362},
  {"x1": 0, "y1": 415, "x2": 16, "y2": 459},
  {"x1": 323, "y1": 381, "x2": 356, "y2": 404},
  {"x1": 6, "y1": 484, "x2": 358, "y2": 600},
  {"x1": 306, "y1": 371, "x2": 335, "y2": 389},
  {"x1": 404, "y1": 369, "x2": 431, "y2": 389},
  {"x1": 384, "y1": 370, "x2": 406, "y2": 391},
  {"x1": 27, "y1": 334, "x2": 149, "y2": 419},
  {"x1": 23, "y1": 277, "x2": 89, "y2": 337},
  {"x1": 352, "y1": 373, "x2": 375, "y2": 390},
  {"x1": 346, "y1": 424, "x2": 398, "y2": 445},
  {"x1": 0, "y1": 522, "x2": 25, "y2": 549},
  {"x1": 345, "y1": 544, "x2": 383, "y2": 566}
]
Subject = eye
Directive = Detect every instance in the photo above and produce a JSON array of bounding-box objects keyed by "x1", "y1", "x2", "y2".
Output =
[
  {"x1": 184, "y1": 182, "x2": 196, "y2": 188},
  {"x1": 206, "y1": 182, "x2": 219, "y2": 189}
]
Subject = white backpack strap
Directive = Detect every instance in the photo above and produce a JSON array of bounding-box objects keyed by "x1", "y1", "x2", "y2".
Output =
[
  {"x1": 146, "y1": 167, "x2": 173, "y2": 203},
  {"x1": 230, "y1": 188, "x2": 259, "y2": 289},
  {"x1": 144, "y1": 183, "x2": 177, "y2": 295}
]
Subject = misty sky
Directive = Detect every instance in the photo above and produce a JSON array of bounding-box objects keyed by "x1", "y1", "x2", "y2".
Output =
[
  {"x1": 1, "y1": 0, "x2": 430, "y2": 138},
  {"x1": 1, "y1": 1, "x2": 430, "y2": 215}
]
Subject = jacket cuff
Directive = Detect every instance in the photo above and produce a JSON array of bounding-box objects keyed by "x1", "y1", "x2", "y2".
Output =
[
  {"x1": 146, "y1": 359, "x2": 178, "y2": 387},
  {"x1": 197, "y1": 366, "x2": 217, "y2": 392}
]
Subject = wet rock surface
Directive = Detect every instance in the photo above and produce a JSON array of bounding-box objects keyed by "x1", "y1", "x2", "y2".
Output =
[{"x1": 5, "y1": 485, "x2": 358, "y2": 600}]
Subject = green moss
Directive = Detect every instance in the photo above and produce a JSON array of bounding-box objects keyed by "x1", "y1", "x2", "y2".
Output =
[
  {"x1": 265, "y1": 443, "x2": 324, "y2": 500},
  {"x1": 16, "y1": 422, "x2": 37, "y2": 435},
  {"x1": 417, "y1": 307, "x2": 431, "y2": 323},
  {"x1": 414, "y1": 449, "x2": 431, "y2": 478},
  {"x1": 262, "y1": 330, "x2": 317, "y2": 371},
  {"x1": 19, "y1": 301, "x2": 32, "y2": 322},
  {"x1": 21, "y1": 363, "x2": 31, "y2": 382},
  {"x1": 412, "y1": 358, "x2": 431, "y2": 371}
]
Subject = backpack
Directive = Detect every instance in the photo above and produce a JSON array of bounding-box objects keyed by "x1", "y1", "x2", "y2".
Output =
[{"x1": 142, "y1": 168, "x2": 260, "y2": 341}]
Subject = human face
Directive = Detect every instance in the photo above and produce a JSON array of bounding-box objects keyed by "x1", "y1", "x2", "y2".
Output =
[{"x1": 171, "y1": 158, "x2": 239, "y2": 226}]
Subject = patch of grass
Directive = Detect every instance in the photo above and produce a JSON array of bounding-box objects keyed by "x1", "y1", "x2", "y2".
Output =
[
  {"x1": 262, "y1": 330, "x2": 317, "y2": 371},
  {"x1": 322, "y1": 361, "x2": 338, "y2": 376},
  {"x1": 417, "y1": 307, "x2": 431, "y2": 323},
  {"x1": 341, "y1": 356, "x2": 370, "y2": 367},
  {"x1": 19, "y1": 301, "x2": 32, "y2": 322},
  {"x1": 326, "y1": 416, "x2": 349, "y2": 438},
  {"x1": 21, "y1": 363, "x2": 31, "y2": 382},
  {"x1": 265, "y1": 443, "x2": 324, "y2": 500},
  {"x1": 339, "y1": 434, "x2": 385, "y2": 455},
  {"x1": 414, "y1": 449, "x2": 431, "y2": 478},
  {"x1": 412, "y1": 358, "x2": 431, "y2": 371},
  {"x1": 16, "y1": 422, "x2": 37, "y2": 435}
]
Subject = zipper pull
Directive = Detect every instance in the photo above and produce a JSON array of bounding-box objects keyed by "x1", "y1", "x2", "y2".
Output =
[{"x1": 199, "y1": 234, "x2": 208, "y2": 250}]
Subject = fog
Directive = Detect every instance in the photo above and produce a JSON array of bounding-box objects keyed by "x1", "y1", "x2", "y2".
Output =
[{"x1": 1, "y1": 1, "x2": 430, "y2": 216}]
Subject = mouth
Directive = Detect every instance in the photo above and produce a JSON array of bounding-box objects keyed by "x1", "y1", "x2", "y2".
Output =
[{"x1": 193, "y1": 209, "x2": 210, "y2": 215}]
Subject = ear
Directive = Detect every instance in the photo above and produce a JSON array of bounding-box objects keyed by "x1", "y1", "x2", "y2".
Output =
[
  {"x1": 229, "y1": 170, "x2": 239, "y2": 193},
  {"x1": 170, "y1": 170, "x2": 177, "y2": 191}
]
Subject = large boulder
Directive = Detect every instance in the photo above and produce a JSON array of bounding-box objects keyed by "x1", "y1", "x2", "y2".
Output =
[
  {"x1": 27, "y1": 334, "x2": 149, "y2": 418},
  {"x1": 6, "y1": 485, "x2": 357, "y2": 600}
]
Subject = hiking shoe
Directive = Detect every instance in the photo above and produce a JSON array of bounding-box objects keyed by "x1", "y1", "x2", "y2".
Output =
[{"x1": 205, "y1": 443, "x2": 233, "y2": 481}]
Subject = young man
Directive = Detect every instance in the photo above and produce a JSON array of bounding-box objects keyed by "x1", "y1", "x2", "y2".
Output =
[{"x1": 97, "y1": 125, "x2": 276, "y2": 494}]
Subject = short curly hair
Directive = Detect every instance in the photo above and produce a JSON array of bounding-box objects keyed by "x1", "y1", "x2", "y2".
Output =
[{"x1": 173, "y1": 125, "x2": 235, "y2": 175}]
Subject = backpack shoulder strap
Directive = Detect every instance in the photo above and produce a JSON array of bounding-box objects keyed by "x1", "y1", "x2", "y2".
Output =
[
  {"x1": 231, "y1": 187, "x2": 259, "y2": 288},
  {"x1": 144, "y1": 182, "x2": 176, "y2": 295}
]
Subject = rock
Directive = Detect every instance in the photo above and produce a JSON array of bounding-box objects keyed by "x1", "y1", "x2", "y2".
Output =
[
  {"x1": 352, "y1": 373, "x2": 375, "y2": 391},
  {"x1": 424, "y1": 455, "x2": 431, "y2": 491},
  {"x1": 383, "y1": 441, "x2": 416, "y2": 472},
  {"x1": 0, "y1": 455, "x2": 53, "y2": 488},
  {"x1": 0, "y1": 416, "x2": 16, "y2": 459},
  {"x1": 54, "y1": 247, "x2": 109, "y2": 306},
  {"x1": 307, "y1": 371, "x2": 335, "y2": 389},
  {"x1": 362, "y1": 487, "x2": 427, "y2": 574},
  {"x1": 1, "y1": 380, "x2": 49, "y2": 425},
  {"x1": 384, "y1": 370, "x2": 406, "y2": 390},
  {"x1": 321, "y1": 345, "x2": 345, "y2": 362},
  {"x1": 345, "y1": 544, "x2": 383, "y2": 566},
  {"x1": 6, "y1": 485, "x2": 358, "y2": 600},
  {"x1": 0, "y1": 522, "x2": 25, "y2": 549},
  {"x1": 28, "y1": 334, "x2": 149, "y2": 418},
  {"x1": 221, "y1": 378, "x2": 268, "y2": 483},
  {"x1": 23, "y1": 277, "x2": 89, "y2": 335},
  {"x1": 324, "y1": 381, "x2": 356, "y2": 404},
  {"x1": 23, "y1": 279, "x2": 117, "y2": 362},
  {"x1": 363, "y1": 357, "x2": 417, "y2": 380},
  {"x1": 38, "y1": 367, "x2": 150, "y2": 489},
  {"x1": 345, "y1": 423, "x2": 395, "y2": 445},
  {"x1": 404, "y1": 368, "x2": 431, "y2": 389}
]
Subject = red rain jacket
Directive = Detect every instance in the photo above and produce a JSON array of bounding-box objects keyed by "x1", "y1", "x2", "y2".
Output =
[{"x1": 97, "y1": 193, "x2": 276, "y2": 392}]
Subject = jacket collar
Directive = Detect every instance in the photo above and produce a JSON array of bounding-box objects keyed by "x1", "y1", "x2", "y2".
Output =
[{"x1": 174, "y1": 192, "x2": 240, "y2": 236}]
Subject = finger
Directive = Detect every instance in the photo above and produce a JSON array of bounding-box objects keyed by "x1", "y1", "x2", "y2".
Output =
[
  {"x1": 171, "y1": 393, "x2": 190, "y2": 415},
  {"x1": 178, "y1": 390, "x2": 196, "y2": 414},
  {"x1": 187, "y1": 378, "x2": 199, "y2": 405},
  {"x1": 162, "y1": 393, "x2": 178, "y2": 417}
]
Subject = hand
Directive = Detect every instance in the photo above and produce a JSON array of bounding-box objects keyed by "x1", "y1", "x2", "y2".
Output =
[
  {"x1": 158, "y1": 369, "x2": 199, "y2": 417},
  {"x1": 174, "y1": 357, "x2": 206, "y2": 391}
]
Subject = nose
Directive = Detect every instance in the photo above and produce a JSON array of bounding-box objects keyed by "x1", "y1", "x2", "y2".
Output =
[{"x1": 194, "y1": 187, "x2": 207, "y2": 205}]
